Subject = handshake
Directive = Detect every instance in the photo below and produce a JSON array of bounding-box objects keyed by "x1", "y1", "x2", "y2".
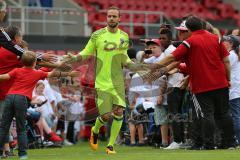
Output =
[{"x1": 127, "y1": 63, "x2": 168, "y2": 83}]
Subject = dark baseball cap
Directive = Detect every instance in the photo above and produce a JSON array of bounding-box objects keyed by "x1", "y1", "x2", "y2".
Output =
[{"x1": 222, "y1": 35, "x2": 240, "y2": 48}]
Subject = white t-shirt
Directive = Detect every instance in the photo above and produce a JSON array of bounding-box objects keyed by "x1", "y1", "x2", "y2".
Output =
[
  {"x1": 229, "y1": 50, "x2": 240, "y2": 100},
  {"x1": 69, "y1": 101, "x2": 84, "y2": 115},
  {"x1": 42, "y1": 79, "x2": 56, "y2": 105},
  {"x1": 34, "y1": 95, "x2": 54, "y2": 117},
  {"x1": 52, "y1": 89, "x2": 63, "y2": 105},
  {"x1": 40, "y1": 79, "x2": 64, "y2": 106}
]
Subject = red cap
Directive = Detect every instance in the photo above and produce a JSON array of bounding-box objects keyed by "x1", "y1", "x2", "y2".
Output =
[{"x1": 145, "y1": 39, "x2": 161, "y2": 46}]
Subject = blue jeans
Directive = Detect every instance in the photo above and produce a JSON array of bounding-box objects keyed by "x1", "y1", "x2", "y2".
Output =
[
  {"x1": 229, "y1": 97, "x2": 240, "y2": 144},
  {"x1": 0, "y1": 100, "x2": 10, "y2": 144},
  {"x1": 0, "y1": 95, "x2": 28, "y2": 157}
]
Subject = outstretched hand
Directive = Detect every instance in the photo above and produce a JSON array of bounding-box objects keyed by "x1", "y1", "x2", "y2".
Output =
[
  {"x1": 55, "y1": 61, "x2": 73, "y2": 72},
  {"x1": 62, "y1": 52, "x2": 78, "y2": 64},
  {"x1": 42, "y1": 52, "x2": 58, "y2": 62}
]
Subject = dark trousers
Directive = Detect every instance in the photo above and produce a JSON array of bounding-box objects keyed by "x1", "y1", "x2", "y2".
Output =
[
  {"x1": 67, "y1": 121, "x2": 75, "y2": 144},
  {"x1": 167, "y1": 88, "x2": 185, "y2": 143},
  {"x1": 189, "y1": 95, "x2": 203, "y2": 147},
  {"x1": 195, "y1": 87, "x2": 235, "y2": 148},
  {"x1": 0, "y1": 95, "x2": 28, "y2": 156}
]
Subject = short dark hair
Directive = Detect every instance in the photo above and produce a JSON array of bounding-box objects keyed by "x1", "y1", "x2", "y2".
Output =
[
  {"x1": 159, "y1": 28, "x2": 172, "y2": 40},
  {"x1": 185, "y1": 16, "x2": 203, "y2": 31},
  {"x1": 182, "y1": 13, "x2": 195, "y2": 21},
  {"x1": 5, "y1": 25, "x2": 21, "y2": 40},
  {"x1": 21, "y1": 51, "x2": 36, "y2": 67},
  {"x1": 107, "y1": 6, "x2": 120, "y2": 16}
]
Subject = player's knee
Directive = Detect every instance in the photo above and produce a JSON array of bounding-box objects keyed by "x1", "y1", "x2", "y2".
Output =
[{"x1": 101, "y1": 113, "x2": 111, "y2": 121}]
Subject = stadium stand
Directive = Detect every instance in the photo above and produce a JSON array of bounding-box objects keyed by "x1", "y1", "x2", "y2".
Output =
[{"x1": 74, "y1": 0, "x2": 240, "y2": 35}]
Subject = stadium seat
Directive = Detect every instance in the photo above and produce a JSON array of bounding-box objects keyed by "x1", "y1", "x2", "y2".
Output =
[
  {"x1": 133, "y1": 14, "x2": 145, "y2": 23},
  {"x1": 121, "y1": 14, "x2": 130, "y2": 23},
  {"x1": 147, "y1": 14, "x2": 158, "y2": 23},
  {"x1": 203, "y1": 0, "x2": 219, "y2": 8},
  {"x1": 145, "y1": 3, "x2": 155, "y2": 11},
  {"x1": 95, "y1": 13, "x2": 106, "y2": 21},
  {"x1": 233, "y1": 12, "x2": 240, "y2": 21},
  {"x1": 217, "y1": 3, "x2": 235, "y2": 19},
  {"x1": 88, "y1": 13, "x2": 96, "y2": 25},
  {"x1": 135, "y1": 0, "x2": 147, "y2": 11}
]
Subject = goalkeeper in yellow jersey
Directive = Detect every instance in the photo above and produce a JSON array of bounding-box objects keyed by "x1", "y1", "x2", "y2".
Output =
[{"x1": 62, "y1": 6, "x2": 143, "y2": 154}]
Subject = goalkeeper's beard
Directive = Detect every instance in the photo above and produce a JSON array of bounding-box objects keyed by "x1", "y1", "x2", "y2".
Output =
[{"x1": 107, "y1": 22, "x2": 119, "y2": 29}]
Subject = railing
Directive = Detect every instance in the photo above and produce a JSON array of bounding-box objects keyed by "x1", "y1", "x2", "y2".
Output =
[
  {"x1": 6, "y1": 6, "x2": 176, "y2": 38},
  {"x1": 7, "y1": 6, "x2": 88, "y2": 36},
  {"x1": 94, "y1": 10, "x2": 176, "y2": 38}
]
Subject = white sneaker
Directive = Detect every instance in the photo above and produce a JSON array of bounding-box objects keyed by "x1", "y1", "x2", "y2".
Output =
[
  {"x1": 64, "y1": 140, "x2": 73, "y2": 146},
  {"x1": 43, "y1": 141, "x2": 54, "y2": 147},
  {"x1": 164, "y1": 142, "x2": 181, "y2": 150}
]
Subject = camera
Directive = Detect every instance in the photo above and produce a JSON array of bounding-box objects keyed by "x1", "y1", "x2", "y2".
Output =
[{"x1": 144, "y1": 49, "x2": 152, "y2": 55}]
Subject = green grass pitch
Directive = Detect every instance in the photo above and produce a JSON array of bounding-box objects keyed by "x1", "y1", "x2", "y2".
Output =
[{"x1": 9, "y1": 141, "x2": 240, "y2": 160}]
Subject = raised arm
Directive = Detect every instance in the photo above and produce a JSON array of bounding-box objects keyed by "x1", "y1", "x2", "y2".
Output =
[
  {"x1": 0, "y1": 74, "x2": 10, "y2": 82},
  {"x1": 156, "y1": 42, "x2": 189, "y2": 68},
  {"x1": 62, "y1": 32, "x2": 97, "y2": 64},
  {"x1": 47, "y1": 70, "x2": 79, "y2": 78}
]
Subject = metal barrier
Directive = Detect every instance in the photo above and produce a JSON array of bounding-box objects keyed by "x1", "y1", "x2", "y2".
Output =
[{"x1": 7, "y1": 6, "x2": 87, "y2": 36}]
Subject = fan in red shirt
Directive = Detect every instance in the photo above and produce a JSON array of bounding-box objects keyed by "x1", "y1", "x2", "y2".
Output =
[
  {"x1": 152, "y1": 16, "x2": 235, "y2": 149},
  {"x1": 0, "y1": 26, "x2": 24, "y2": 101},
  {"x1": 0, "y1": 51, "x2": 78, "y2": 159}
]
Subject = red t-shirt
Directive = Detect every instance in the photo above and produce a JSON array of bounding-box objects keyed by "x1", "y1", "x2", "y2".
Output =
[
  {"x1": 172, "y1": 30, "x2": 229, "y2": 93},
  {"x1": 7, "y1": 68, "x2": 48, "y2": 100},
  {"x1": 0, "y1": 47, "x2": 23, "y2": 100}
]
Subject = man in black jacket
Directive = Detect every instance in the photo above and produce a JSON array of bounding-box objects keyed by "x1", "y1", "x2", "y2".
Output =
[{"x1": 0, "y1": 0, "x2": 57, "y2": 62}]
